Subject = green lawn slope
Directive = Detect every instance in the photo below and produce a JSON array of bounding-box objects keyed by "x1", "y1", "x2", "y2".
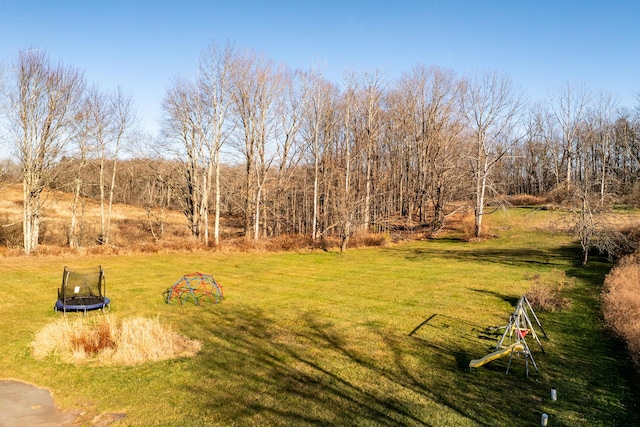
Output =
[{"x1": 0, "y1": 207, "x2": 638, "y2": 426}]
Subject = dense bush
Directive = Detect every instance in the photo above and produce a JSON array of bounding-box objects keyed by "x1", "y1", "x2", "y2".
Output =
[
  {"x1": 602, "y1": 254, "x2": 640, "y2": 365},
  {"x1": 525, "y1": 269, "x2": 573, "y2": 312},
  {"x1": 0, "y1": 215, "x2": 22, "y2": 247},
  {"x1": 507, "y1": 194, "x2": 547, "y2": 206}
]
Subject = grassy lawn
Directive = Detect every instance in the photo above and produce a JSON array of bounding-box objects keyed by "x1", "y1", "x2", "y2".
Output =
[{"x1": 1, "y1": 208, "x2": 639, "y2": 426}]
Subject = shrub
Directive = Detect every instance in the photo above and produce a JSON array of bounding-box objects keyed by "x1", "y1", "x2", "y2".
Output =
[
  {"x1": 525, "y1": 269, "x2": 573, "y2": 312},
  {"x1": 459, "y1": 213, "x2": 494, "y2": 241},
  {"x1": 546, "y1": 185, "x2": 579, "y2": 206},
  {"x1": 264, "y1": 234, "x2": 313, "y2": 252},
  {"x1": 0, "y1": 214, "x2": 22, "y2": 247},
  {"x1": 507, "y1": 194, "x2": 547, "y2": 206},
  {"x1": 602, "y1": 257, "x2": 640, "y2": 365},
  {"x1": 316, "y1": 236, "x2": 341, "y2": 252},
  {"x1": 613, "y1": 223, "x2": 640, "y2": 257},
  {"x1": 349, "y1": 232, "x2": 390, "y2": 248},
  {"x1": 86, "y1": 245, "x2": 121, "y2": 256}
]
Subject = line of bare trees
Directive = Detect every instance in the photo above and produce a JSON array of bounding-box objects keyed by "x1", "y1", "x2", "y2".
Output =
[
  {"x1": 1, "y1": 44, "x2": 640, "y2": 255},
  {"x1": 1, "y1": 50, "x2": 137, "y2": 254}
]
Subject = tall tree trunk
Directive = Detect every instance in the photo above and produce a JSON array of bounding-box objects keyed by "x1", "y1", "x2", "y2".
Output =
[
  {"x1": 312, "y1": 136, "x2": 320, "y2": 241},
  {"x1": 69, "y1": 175, "x2": 82, "y2": 248},
  {"x1": 104, "y1": 157, "x2": 118, "y2": 245},
  {"x1": 214, "y1": 150, "x2": 221, "y2": 246},
  {"x1": 22, "y1": 179, "x2": 37, "y2": 255}
]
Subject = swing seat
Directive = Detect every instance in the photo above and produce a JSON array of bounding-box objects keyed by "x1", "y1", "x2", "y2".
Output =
[{"x1": 516, "y1": 328, "x2": 529, "y2": 338}]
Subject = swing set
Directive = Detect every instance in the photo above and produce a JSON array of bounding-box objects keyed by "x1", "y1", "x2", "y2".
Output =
[{"x1": 469, "y1": 295, "x2": 547, "y2": 377}]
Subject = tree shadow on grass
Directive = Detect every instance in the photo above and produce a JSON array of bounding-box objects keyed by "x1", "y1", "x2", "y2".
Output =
[
  {"x1": 185, "y1": 307, "x2": 548, "y2": 426},
  {"x1": 177, "y1": 236, "x2": 640, "y2": 427},
  {"x1": 471, "y1": 289, "x2": 520, "y2": 307},
  {"x1": 402, "y1": 241, "x2": 583, "y2": 271},
  {"x1": 189, "y1": 308, "x2": 437, "y2": 426}
]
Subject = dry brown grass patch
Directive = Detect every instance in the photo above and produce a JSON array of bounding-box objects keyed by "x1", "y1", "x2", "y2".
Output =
[
  {"x1": 459, "y1": 213, "x2": 495, "y2": 241},
  {"x1": 507, "y1": 194, "x2": 547, "y2": 206},
  {"x1": 525, "y1": 269, "x2": 573, "y2": 312},
  {"x1": 32, "y1": 316, "x2": 201, "y2": 365},
  {"x1": 70, "y1": 319, "x2": 116, "y2": 354},
  {"x1": 263, "y1": 234, "x2": 313, "y2": 251},
  {"x1": 349, "y1": 232, "x2": 390, "y2": 247}
]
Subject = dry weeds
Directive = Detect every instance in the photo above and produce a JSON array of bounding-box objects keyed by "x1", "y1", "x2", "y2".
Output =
[
  {"x1": 32, "y1": 316, "x2": 201, "y2": 365},
  {"x1": 525, "y1": 269, "x2": 574, "y2": 312},
  {"x1": 459, "y1": 212, "x2": 496, "y2": 241},
  {"x1": 506, "y1": 194, "x2": 547, "y2": 206},
  {"x1": 602, "y1": 257, "x2": 640, "y2": 365},
  {"x1": 0, "y1": 183, "x2": 396, "y2": 255}
]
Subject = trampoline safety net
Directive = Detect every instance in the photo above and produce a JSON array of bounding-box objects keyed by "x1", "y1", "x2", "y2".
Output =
[{"x1": 55, "y1": 265, "x2": 109, "y2": 313}]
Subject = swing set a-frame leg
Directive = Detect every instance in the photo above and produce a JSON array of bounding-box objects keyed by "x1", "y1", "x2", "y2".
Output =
[
  {"x1": 523, "y1": 295, "x2": 547, "y2": 338},
  {"x1": 496, "y1": 315, "x2": 515, "y2": 350},
  {"x1": 505, "y1": 341, "x2": 539, "y2": 377},
  {"x1": 520, "y1": 308, "x2": 546, "y2": 354},
  {"x1": 506, "y1": 351, "x2": 514, "y2": 374},
  {"x1": 522, "y1": 339, "x2": 539, "y2": 376}
]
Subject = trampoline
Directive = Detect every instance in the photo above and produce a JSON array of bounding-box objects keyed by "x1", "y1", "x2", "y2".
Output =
[
  {"x1": 54, "y1": 296, "x2": 111, "y2": 313},
  {"x1": 54, "y1": 266, "x2": 110, "y2": 314}
]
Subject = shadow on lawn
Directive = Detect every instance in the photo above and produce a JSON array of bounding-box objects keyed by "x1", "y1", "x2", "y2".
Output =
[
  {"x1": 182, "y1": 248, "x2": 640, "y2": 426},
  {"x1": 190, "y1": 308, "x2": 436, "y2": 426},
  {"x1": 471, "y1": 289, "x2": 520, "y2": 307},
  {"x1": 403, "y1": 242, "x2": 581, "y2": 270},
  {"x1": 186, "y1": 307, "x2": 543, "y2": 426}
]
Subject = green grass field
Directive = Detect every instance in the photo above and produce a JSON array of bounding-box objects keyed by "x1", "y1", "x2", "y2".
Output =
[{"x1": 1, "y1": 208, "x2": 639, "y2": 426}]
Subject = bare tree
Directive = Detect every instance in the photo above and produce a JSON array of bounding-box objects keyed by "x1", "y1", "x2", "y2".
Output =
[
  {"x1": 590, "y1": 91, "x2": 618, "y2": 206},
  {"x1": 137, "y1": 157, "x2": 180, "y2": 241},
  {"x1": 270, "y1": 67, "x2": 306, "y2": 237},
  {"x1": 514, "y1": 104, "x2": 560, "y2": 194},
  {"x1": 570, "y1": 92, "x2": 621, "y2": 265},
  {"x1": 353, "y1": 70, "x2": 385, "y2": 232},
  {"x1": 0, "y1": 59, "x2": 6, "y2": 120},
  {"x1": 390, "y1": 65, "x2": 464, "y2": 230},
  {"x1": 67, "y1": 96, "x2": 93, "y2": 247},
  {"x1": 84, "y1": 86, "x2": 135, "y2": 245},
  {"x1": 162, "y1": 77, "x2": 209, "y2": 241},
  {"x1": 461, "y1": 71, "x2": 524, "y2": 238},
  {"x1": 162, "y1": 42, "x2": 235, "y2": 246},
  {"x1": 104, "y1": 88, "x2": 135, "y2": 244},
  {"x1": 551, "y1": 82, "x2": 590, "y2": 188},
  {"x1": 229, "y1": 49, "x2": 281, "y2": 242},
  {"x1": 8, "y1": 50, "x2": 84, "y2": 254},
  {"x1": 611, "y1": 113, "x2": 640, "y2": 196},
  {"x1": 301, "y1": 68, "x2": 338, "y2": 240},
  {"x1": 338, "y1": 75, "x2": 357, "y2": 252},
  {"x1": 199, "y1": 41, "x2": 235, "y2": 246}
]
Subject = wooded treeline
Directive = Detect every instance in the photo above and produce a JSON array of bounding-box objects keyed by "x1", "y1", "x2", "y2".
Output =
[{"x1": 1, "y1": 44, "x2": 640, "y2": 254}]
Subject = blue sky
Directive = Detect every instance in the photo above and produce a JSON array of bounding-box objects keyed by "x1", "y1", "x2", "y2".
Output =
[{"x1": 1, "y1": 0, "x2": 639, "y2": 139}]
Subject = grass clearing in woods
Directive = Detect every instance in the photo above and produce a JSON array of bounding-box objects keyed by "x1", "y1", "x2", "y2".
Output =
[{"x1": 0, "y1": 207, "x2": 639, "y2": 425}]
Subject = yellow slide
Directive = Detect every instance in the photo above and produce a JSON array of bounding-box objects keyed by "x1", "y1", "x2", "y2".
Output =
[{"x1": 469, "y1": 343, "x2": 525, "y2": 368}]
